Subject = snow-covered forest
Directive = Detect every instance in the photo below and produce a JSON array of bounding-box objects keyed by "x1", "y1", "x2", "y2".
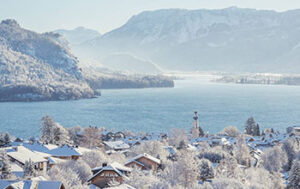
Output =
[{"x1": 0, "y1": 115, "x2": 299, "y2": 189}]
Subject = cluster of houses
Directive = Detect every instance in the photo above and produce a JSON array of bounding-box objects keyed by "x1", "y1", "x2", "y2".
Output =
[
  {"x1": 0, "y1": 137, "x2": 162, "y2": 189},
  {"x1": 0, "y1": 125, "x2": 299, "y2": 189}
]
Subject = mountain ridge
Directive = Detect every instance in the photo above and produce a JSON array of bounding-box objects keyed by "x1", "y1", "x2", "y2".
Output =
[{"x1": 76, "y1": 7, "x2": 300, "y2": 73}]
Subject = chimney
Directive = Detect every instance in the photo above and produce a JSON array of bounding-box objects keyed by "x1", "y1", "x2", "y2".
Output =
[{"x1": 102, "y1": 163, "x2": 107, "y2": 167}]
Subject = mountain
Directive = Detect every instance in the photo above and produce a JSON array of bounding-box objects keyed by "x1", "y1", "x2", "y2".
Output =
[
  {"x1": 0, "y1": 19, "x2": 174, "y2": 101},
  {"x1": 54, "y1": 27, "x2": 101, "y2": 45},
  {"x1": 0, "y1": 19, "x2": 95, "y2": 101},
  {"x1": 100, "y1": 53, "x2": 162, "y2": 74},
  {"x1": 78, "y1": 7, "x2": 300, "y2": 73}
]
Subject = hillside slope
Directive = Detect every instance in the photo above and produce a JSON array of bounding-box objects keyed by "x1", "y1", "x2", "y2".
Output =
[
  {"x1": 78, "y1": 7, "x2": 300, "y2": 73},
  {"x1": 0, "y1": 19, "x2": 95, "y2": 101}
]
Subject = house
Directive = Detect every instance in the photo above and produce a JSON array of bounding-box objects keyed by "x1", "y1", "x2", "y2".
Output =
[
  {"x1": 88, "y1": 162, "x2": 131, "y2": 188},
  {"x1": 103, "y1": 141, "x2": 130, "y2": 151},
  {"x1": 6, "y1": 146, "x2": 48, "y2": 173},
  {"x1": 90, "y1": 183, "x2": 135, "y2": 189},
  {"x1": 287, "y1": 126, "x2": 300, "y2": 136},
  {"x1": 48, "y1": 145, "x2": 81, "y2": 160},
  {"x1": 125, "y1": 153, "x2": 161, "y2": 171},
  {"x1": 0, "y1": 180, "x2": 65, "y2": 189}
]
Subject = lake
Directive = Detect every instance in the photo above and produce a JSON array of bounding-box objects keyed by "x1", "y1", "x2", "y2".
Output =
[{"x1": 1, "y1": 79, "x2": 300, "y2": 138}]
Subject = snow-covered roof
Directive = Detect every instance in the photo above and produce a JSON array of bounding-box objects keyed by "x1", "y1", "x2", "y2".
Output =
[
  {"x1": 103, "y1": 141, "x2": 130, "y2": 150},
  {"x1": 88, "y1": 163, "x2": 129, "y2": 182},
  {"x1": 31, "y1": 176, "x2": 48, "y2": 181},
  {"x1": 21, "y1": 142, "x2": 56, "y2": 153},
  {"x1": 74, "y1": 146, "x2": 91, "y2": 155},
  {"x1": 7, "y1": 146, "x2": 47, "y2": 164},
  {"x1": 125, "y1": 153, "x2": 161, "y2": 165},
  {"x1": 48, "y1": 156, "x2": 67, "y2": 165},
  {"x1": 48, "y1": 145, "x2": 81, "y2": 157},
  {"x1": 92, "y1": 162, "x2": 131, "y2": 173},
  {"x1": 10, "y1": 162, "x2": 24, "y2": 178},
  {"x1": 0, "y1": 180, "x2": 64, "y2": 189},
  {"x1": 106, "y1": 184, "x2": 136, "y2": 189}
]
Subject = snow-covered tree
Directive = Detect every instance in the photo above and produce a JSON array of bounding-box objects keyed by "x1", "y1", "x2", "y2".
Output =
[
  {"x1": 58, "y1": 160, "x2": 92, "y2": 183},
  {"x1": 210, "y1": 178, "x2": 244, "y2": 189},
  {"x1": 242, "y1": 167, "x2": 284, "y2": 189},
  {"x1": 283, "y1": 138, "x2": 297, "y2": 170},
  {"x1": 131, "y1": 140, "x2": 168, "y2": 161},
  {"x1": 24, "y1": 159, "x2": 37, "y2": 178},
  {"x1": 171, "y1": 151, "x2": 198, "y2": 188},
  {"x1": 198, "y1": 146, "x2": 227, "y2": 163},
  {"x1": 198, "y1": 159, "x2": 214, "y2": 181},
  {"x1": 0, "y1": 150, "x2": 12, "y2": 179},
  {"x1": 261, "y1": 145, "x2": 287, "y2": 173},
  {"x1": 82, "y1": 150, "x2": 108, "y2": 168},
  {"x1": 223, "y1": 126, "x2": 240, "y2": 137},
  {"x1": 68, "y1": 126, "x2": 82, "y2": 146},
  {"x1": 216, "y1": 156, "x2": 239, "y2": 178},
  {"x1": 126, "y1": 167, "x2": 160, "y2": 188},
  {"x1": 40, "y1": 115, "x2": 56, "y2": 143},
  {"x1": 53, "y1": 123, "x2": 70, "y2": 146},
  {"x1": 168, "y1": 128, "x2": 188, "y2": 149},
  {"x1": 233, "y1": 135, "x2": 251, "y2": 167},
  {"x1": 81, "y1": 126, "x2": 103, "y2": 148},
  {"x1": 47, "y1": 165, "x2": 89, "y2": 189},
  {"x1": 288, "y1": 160, "x2": 300, "y2": 189}
]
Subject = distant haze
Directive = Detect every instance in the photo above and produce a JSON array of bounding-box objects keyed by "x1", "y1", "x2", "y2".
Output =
[{"x1": 0, "y1": 0, "x2": 300, "y2": 33}]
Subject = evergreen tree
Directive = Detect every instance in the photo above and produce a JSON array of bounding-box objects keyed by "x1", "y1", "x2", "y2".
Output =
[
  {"x1": 245, "y1": 117, "x2": 256, "y2": 135},
  {"x1": 199, "y1": 159, "x2": 214, "y2": 181},
  {"x1": 253, "y1": 124, "x2": 260, "y2": 136},
  {"x1": 0, "y1": 150, "x2": 12, "y2": 179},
  {"x1": 4, "y1": 133, "x2": 10, "y2": 145},
  {"x1": 24, "y1": 159, "x2": 36, "y2": 178},
  {"x1": 245, "y1": 117, "x2": 260, "y2": 136},
  {"x1": 199, "y1": 126, "x2": 205, "y2": 137},
  {"x1": 287, "y1": 160, "x2": 300, "y2": 189}
]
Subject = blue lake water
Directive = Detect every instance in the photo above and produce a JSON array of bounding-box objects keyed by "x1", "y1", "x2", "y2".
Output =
[{"x1": 1, "y1": 79, "x2": 300, "y2": 138}]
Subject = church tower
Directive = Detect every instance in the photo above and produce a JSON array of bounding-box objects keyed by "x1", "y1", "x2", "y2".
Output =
[{"x1": 193, "y1": 111, "x2": 198, "y2": 128}]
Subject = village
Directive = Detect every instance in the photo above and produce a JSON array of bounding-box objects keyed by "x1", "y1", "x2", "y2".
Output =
[{"x1": 0, "y1": 113, "x2": 299, "y2": 189}]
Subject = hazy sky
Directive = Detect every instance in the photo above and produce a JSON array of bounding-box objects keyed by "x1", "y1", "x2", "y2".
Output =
[{"x1": 1, "y1": 0, "x2": 300, "y2": 34}]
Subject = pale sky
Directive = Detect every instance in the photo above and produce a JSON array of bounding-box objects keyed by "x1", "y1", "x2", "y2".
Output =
[{"x1": 1, "y1": 0, "x2": 300, "y2": 34}]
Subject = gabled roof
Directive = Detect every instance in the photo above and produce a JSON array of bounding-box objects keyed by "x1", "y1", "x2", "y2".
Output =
[
  {"x1": 88, "y1": 163, "x2": 129, "y2": 182},
  {"x1": 0, "y1": 180, "x2": 64, "y2": 189},
  {"x1": 126, "y1": 160, "x2": 145, "y2": 168},
  {"x1": 48, "y1": 145, "x2": 81, "y2": 157},
  {"x1": 6, "y1": 146, "x2": 47, "y2": 164},
  {"x1": 106, "y1": 184, "x2": 136, "y2": 189},
  {"x1": 103, "y1": 141, "x2": 130, "y2": 150},
  {"x1": 125, "y1": 153, "x2": 161, "y2": 165},
  {"x1": 92, "y1": 162, "x2": 131, "y2": 173}
]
